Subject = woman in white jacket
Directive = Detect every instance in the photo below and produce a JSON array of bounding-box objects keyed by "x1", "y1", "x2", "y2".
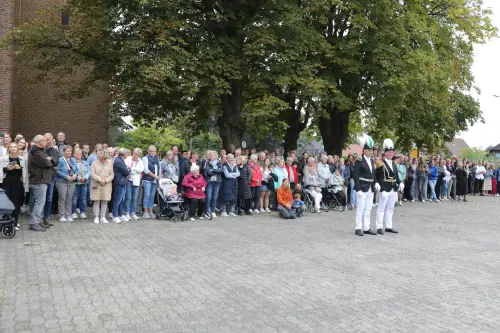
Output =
[{"x1": 123, "y1": 148, "x2": 144, "y2": 220}]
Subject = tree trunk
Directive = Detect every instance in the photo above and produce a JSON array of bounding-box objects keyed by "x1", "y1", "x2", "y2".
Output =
[
  {"x1": 281, "y1": 95, "x2": 309, "y2": 156},
  {"x1": 318, "y1": 108, "x2": 350, "y2": 156},
  {"x1": 217, "y1": 82, "x2": 246, "y2": 151}
]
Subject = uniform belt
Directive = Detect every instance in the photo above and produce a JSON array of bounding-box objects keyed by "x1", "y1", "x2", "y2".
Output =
[
  {"x1": 359, "y1": 177, "x2": 373, "y2": 183},
  {"x1": 384, "y1": 179, "x2": 396, "y2": 183}
]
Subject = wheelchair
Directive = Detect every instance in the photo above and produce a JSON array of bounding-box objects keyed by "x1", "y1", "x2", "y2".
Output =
[{"x1": 303, "y1": 187, "x2": 329, "y2": 213}]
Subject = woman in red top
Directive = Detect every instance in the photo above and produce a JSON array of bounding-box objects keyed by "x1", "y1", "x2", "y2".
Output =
[
  {"x1": 181, "y1": 164, "x2": 208, "y2": 221},
  {"x1": 248, "y1": 154, "x2": 263, "y2": 214},
  {"x1": 285, "y1": 157, "x2": 298, "y2": 189}
]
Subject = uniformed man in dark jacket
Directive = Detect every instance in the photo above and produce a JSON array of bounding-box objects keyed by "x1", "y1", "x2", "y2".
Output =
[
  {"x1": 353, "y1": 135, "x2": 380, "y2": 236},
  {"x1": 28, "y1": 135, "x2": 57, "y2": 232},
  {"x1": 375, "y1": 139, "x2": 402, "y2": 234}
]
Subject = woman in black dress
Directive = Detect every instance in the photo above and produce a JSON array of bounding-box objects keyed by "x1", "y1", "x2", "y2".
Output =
[
  {"x1": 0, "y1": 142, "x2": 28, "y2": 229},
  {"x1": 456, "y1": 161, "x2": 468, "y2": 202}
]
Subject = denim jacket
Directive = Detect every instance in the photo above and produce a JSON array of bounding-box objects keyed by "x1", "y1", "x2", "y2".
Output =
[
  {"x1": 74, "y1": 160, "x2": 91, "y2": 185},
  {"x1": 55, "y1": 156, "x2": 79, "y2": 182}
]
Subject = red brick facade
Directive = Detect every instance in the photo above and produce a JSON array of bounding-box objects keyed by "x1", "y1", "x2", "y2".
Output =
[{"x1": 1, "y1": 0, "x2": 109, "y2": 146}]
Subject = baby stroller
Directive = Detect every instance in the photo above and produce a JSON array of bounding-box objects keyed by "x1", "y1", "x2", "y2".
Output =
[
  {"x1": 0, "y1": 189, "x2": 16, "y2": 239},
  {"x1": 326, "y1": 185, "x2": 347, "y2": 212},
  {"x1": 156, "y1": 178, "x2": 188, "y2": 222}
]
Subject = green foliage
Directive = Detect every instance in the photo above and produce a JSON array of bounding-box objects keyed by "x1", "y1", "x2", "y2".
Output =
[
  {"x1": 1, "y1": 0, "x2": 496, "y2": 154},
  {"x1": 459, "y1": 147, "x2": 488, "y2": 161},
  {"x1": 190, "y1": 133, "x2": 222, "y2": 154},
  {"x1": 116, "y1": 122, "x2": 183, "y2": 155}
]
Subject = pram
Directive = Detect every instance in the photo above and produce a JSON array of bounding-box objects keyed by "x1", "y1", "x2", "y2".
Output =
[
  {"x1": 0, "y1": 189, "x2": 16, "y2": 239},
  {"x1": 156, "y1": 178, "x2": 188, "y2": 222}
]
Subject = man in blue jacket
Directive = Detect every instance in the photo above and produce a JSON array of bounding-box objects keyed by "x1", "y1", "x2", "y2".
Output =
[{"x1": 112, "y1": 148, "x2": 131, "y2": 223}]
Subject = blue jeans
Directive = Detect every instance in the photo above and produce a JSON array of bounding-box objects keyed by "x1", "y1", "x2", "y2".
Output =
[
  {"x1": 142, "y1": 181, "x2": 157, "y2": 209},
  {"x1": 428, "y1": 179, "x2": 437, "y2": 201},
  {"x1": 86, "y1": 182, "x2": 91, "y2": 203},
  {"x1": 112, "y1": 184, "x2": 126, "y2": 217},
  {"x1": 30, "y1": 184, "x2": 48, "y2": 225},
  {"x1": 72, "y1": 184, "x2": 88, "y2": 213},
  {"x1": 43, "y1": 178, "x2": 56, "y2": 219},
  {"x1": 123, "y1": 182, "x2": 140, "y2": 215},
  {"x1": 205, "y1": 182, "x2": 220, "y2": 213},
  {"x1": 349, "y1": 179, "x2": 356, "y2": 206},
  {"x1": 442, "y1": 182, "x2": 449, "y2": 198}
]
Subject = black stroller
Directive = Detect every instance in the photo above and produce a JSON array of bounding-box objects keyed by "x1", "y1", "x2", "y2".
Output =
[
  {"x1": 0, "y1": 189, "x2": 16, "y2": 239},
  {"x1": 156, "y1": 178, "x2": 189, "y2": 222}
]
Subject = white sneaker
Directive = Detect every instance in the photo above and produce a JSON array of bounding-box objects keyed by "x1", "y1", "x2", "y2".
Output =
[
  {"x1": 198, "y1": 216, "x2": 205, "y2": 220},
  {"x1": 260, "y1": 208, "x2": 265, "y2": 213},
  {"x1": 189, "y1": 217, "x2": 195, "y2": 222},
  {"x1": 100, "y1": 217, "x2": 109, "y2": 224},
  {"x1": 143, "y1": 213, "x2": 151, "y2": 219},
  {"x1": 229, "y1": 212, "x2": 237, "y2": 217},
  {"x1": 221, "y1": 212, "x2": 228, "y2": 217},
  {"x1": 108, "y1": 212, "x2": 114, "y2": 219},
  {"x1": 113, "y1": 217, "x2": 122, "y2": 224},
  {"x1": 17, "y1": 223, "x2": 20, "y2": 227},
  {"x1": 421, "y1": 200, "x2": 426, "y2": 203},
  {"x1": 15, "y1": 226, "x2": 19, "y2": 231},
  {"x1": 120, "y1": 215, "x2": 129, "y2": 222},
  {"x1": 411, "y1": 200, "x2": 415, "y2": 203},
  {"x1": 211, "y1": 212, "x2": 217, "y2": 218},
  {"x1": 131, "y1": 214, "x2": 140, "y2": 220},
  {"x1": 66, "y1": 216, "x2": 74, "y2": 222},
  {"x1": 71, "y1": 213, "x2": 79, "y2": 219},
  {"x1": 399, "y1": 201, "x2": 403, "y2": 206},
  {"x1": 59, "y1": 217, "x2": 67, "y2": 222},
  {"x1": 125, "y1": 214, "x2": 131, "y2": 221},
  {"x1": 80, "y1": 213, "x2": 87, "y2": 219},
  {"x1": 265, "y1": 208, "x2": 271, "y2": 213},
  {"x1": 254, "y1": 209, "x2": 260, "y2": 214},
  {"x1": 94, "y1": 217, "x2": 99, "y2": 224},
  {"x1": 76, "y1": 208, "x2": 80, "y2": 214}
]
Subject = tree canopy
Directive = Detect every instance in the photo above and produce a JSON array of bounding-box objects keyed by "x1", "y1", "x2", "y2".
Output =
[{"x1": 2, "y1": 0, "x2": 496, "y2": 154}]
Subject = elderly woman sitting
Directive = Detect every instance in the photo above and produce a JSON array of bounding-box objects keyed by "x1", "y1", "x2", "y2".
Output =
[
  {"x1": 303, "y1": 157, "x2": 323, "y2": 213},
  {"x1": 181, "y1": 164, "x2": 209, "y2": 221},
  {"x1": 276, "y1": 178, "x2": 296, "y2": 219}
]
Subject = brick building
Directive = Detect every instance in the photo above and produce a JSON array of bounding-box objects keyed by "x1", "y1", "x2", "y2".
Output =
[{"x1": 0, "y1": 0, "x2": 109, "y2": 146}]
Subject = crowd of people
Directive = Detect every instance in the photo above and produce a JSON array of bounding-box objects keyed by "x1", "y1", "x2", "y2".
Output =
[{"x1": 0, "y1": 131, "x2": 498, "y2": 233}]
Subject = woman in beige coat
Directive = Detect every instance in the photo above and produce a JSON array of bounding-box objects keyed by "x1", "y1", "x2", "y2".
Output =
[{"x1": 90, "y1": 149, "x2": 114, "y2": 224}]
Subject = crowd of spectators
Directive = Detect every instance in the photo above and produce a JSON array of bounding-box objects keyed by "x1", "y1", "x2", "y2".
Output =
[{"x1": 0, "y1": 131, "x2": 497, "y2": 231}]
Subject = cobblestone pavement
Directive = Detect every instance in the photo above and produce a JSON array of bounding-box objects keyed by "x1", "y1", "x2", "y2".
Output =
[{"x1": 1, "y1": 196, "x2": 500, "y2": 333}]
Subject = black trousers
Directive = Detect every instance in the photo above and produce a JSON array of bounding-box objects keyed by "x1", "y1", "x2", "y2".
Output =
[
  {"x1": 237, "y1": 196, "x2": 252, "y2": 212},
  {"x1": 188, "y1": 198, "x2": 205, "y2": 217},
  {"x1": 2, "y1": 180, "x2": 23, "y2": 223},
  {"x1": 468, "y1": 177, "x2": 475, "y2": 194},
  {"x1": 475, "y1": 179, "x2": 484, "y2": 194},
  {"x1": 404, "y1": 178, "x2": 414, "y2": 201},
  {"x1": 250, "y1": 186, "x2": 259, "y2": 210}
]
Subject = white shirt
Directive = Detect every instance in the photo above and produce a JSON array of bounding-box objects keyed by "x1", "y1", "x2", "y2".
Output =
[
  {"x1": 363, "y1": 155, "x2": 372, "y2": 173},
  {"x1": 475, "y1": 166, "x2": 486, "y2": 180},
  {"x1": 0, "y1": 146, "x2": 7, "y2": 157}
]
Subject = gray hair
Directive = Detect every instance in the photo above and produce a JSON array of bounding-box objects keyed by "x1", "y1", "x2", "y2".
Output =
[
  {"x1": 133, "y1": 148, "x2": 142, "y2": 155},
  {"x1": 307, "y1": 157, "x2": 316, "y2": 164},
  {"x1": 33, "y1": 134, "x2": 45, "y2": 143},
  {"x1": 227, "y1": 153, "x2": 235, "y2": 159},
  {"x1": 190, "y1": 164, "x2": 200, "y2": 172},
  {"x1": 250, "y1": 154, "x2": 258, "y2": 162},
  {"x1": 118, "y1": 148, "x2": 128, "y2": 157}
]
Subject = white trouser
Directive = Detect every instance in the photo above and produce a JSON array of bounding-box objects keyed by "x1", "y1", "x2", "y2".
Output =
[
  {"x1": 307, "y1": 189, "x2": 323, "y2": 209},
  {"x1": 355, "y1": 189, "x2": 374, "y2": 231},
  {"x1": 376, "y1": 190, "x2": 398, "y2": 229}
]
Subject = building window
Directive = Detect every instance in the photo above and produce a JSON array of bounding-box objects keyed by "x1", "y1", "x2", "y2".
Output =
[{"x1": 62, "y1": 9, "x2": 69, "y2": 26}]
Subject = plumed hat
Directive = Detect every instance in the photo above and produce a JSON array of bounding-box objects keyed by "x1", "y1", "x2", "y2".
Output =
[
  {"x1": 358, "y1": 134, "x2": 374, "y2": 150},
  {"x1": 383, "y1": 139, "x2": 394, "y2": 152}
]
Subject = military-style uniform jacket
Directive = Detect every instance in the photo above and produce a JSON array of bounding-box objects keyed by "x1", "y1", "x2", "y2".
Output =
[
  {"x1": 376, "y1": 159, "x2": 400, "y2": 192},
  {"x1": 353, "y1": 155, "x2": 376, "y2": 192}
]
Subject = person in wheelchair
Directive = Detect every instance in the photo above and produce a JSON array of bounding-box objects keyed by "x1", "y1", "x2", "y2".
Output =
[
  {"x1": 330, "y1": 167, "x2": 346, "y2": 207},
  {"x1": 292, "y1": 193, "x2": 305, "y2": 218}
]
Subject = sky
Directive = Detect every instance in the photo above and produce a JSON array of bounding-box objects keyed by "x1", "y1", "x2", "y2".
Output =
[{"x1": 461, "y1": 0, "x2": 500, "y2": 149}]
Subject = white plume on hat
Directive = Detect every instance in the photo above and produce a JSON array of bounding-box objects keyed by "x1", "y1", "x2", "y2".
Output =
[
  {"x1": 383, "y1": 139, "x2": 394, "y2": 151},
  {"x1": 357, "y1": 134, "x2": 374, "y2": 149}
]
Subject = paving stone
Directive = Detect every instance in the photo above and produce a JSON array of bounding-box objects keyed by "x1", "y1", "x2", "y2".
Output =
[{"x1": 1, "y1": 197, "x2": 500, "y2": 332}]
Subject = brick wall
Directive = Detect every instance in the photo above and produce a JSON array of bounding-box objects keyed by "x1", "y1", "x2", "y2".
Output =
[
  {"x1": 8, "y1": 0, "x2": 109, "y2": 146},
  {"x1": 0, "y1": 0, "x2": 14, "y2": 133}
]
